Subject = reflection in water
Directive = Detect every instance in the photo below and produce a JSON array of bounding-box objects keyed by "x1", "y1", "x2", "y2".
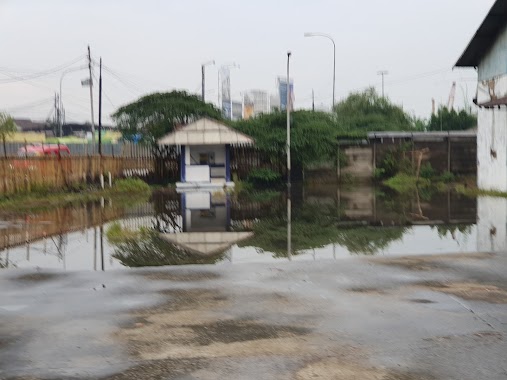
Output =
[
  {"x1": 111, "y1": 229, "x2": 225, "y2": 267},
  {"x1": 1, "y1": 184, "x2": 502, "y2": 270}
]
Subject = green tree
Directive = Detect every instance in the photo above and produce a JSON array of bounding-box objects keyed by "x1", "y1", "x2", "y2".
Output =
[
  {"x1": 0, "y1": 112, "x2": 16, "y2": 158},
  {"x1": 112, "y1": 91, "x2": 222, "y2": 144},
  {"x1": 334, "y1": 88, "x2": 415, "y2": 132},
  {"x1": 232, "y1": 110, "x2": 338, "y2": 165},
  {"x1": 426, "y1": 107, "x2": 477, "y2": 131}
]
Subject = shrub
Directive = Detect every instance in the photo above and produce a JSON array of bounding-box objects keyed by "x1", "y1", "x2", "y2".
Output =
[
  {"x1": 376, "y1": 143, "x2": 412, "y2": 179},
  {"x1": 419, "y1": 162, "x2": 436, "y2": 179},
  {"x1": 247, "y1": 168, "x2": 282, "y2": 188},
  {"x1": 439, "y1": 171, "x2": 455, "y2": 183},
  {"x1": 114, "y1": 178, "x2": 150, "y2": 193}
]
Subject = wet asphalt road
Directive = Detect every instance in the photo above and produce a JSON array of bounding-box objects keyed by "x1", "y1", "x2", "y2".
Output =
[{"x1": 1, "y1": 252, "x2": 507, "y2": 379}]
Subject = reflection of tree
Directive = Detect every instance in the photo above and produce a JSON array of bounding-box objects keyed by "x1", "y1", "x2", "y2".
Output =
[
  {"x1": 151, "y1": 191, "x2": 182, "y2": 233},
  {"x1": 334, "y1": 227, "x2": 407, "y2": 255},
  {"x1": 238, "y1": 203, "x2": 408, "y2": 257},
  {"x1": 111, "y1": 230, "x2": 225, "y2": 267},
  {"x1": 432, "y1": 224, "x2": 473, "y2": 239}
]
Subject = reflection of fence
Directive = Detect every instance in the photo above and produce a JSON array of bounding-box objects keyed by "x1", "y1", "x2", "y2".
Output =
[
  {"x1": 0, "y1": 203, "x2": 119, "y2": 251},
  {"x1": 0, "y1": 156, "x2": 157, "y2": 195}
]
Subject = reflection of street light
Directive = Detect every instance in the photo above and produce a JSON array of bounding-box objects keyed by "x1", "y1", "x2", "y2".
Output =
[
  {"x1": 59, "y1": 65, "x2": 87, "y2": 136},
  {"x1": 201, "y1": 60, "x2": 215, "y2": 103},
  {"x1": 304, "y1": 32, "x2": 336, "y2": 109},
  {"x1": 218, "y1": 63, "x2": 239, "y2": 119}
]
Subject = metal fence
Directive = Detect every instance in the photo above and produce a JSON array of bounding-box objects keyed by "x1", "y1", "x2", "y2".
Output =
[{"x1": 1, "y1": 142, "x2": 154, "y2": 158}]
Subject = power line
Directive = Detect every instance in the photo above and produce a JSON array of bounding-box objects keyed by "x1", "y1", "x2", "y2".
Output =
[
  {"x1": 0, "y1": 55, "x2": 86, "y2": 84},
  {"x1": 1, "y1": 97, "x2": 54, "y2": 112},
  {"x1": 92, "y1": 72, "x2": 115, "y2": 108}
]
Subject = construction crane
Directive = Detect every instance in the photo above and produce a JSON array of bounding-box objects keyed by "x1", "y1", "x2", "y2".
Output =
[{"x1": 447, "y1": 82, "x2": 456, "y2": 110}]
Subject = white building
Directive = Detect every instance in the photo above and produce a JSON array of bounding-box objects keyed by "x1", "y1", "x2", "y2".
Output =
[
  {"x1": 157, "y1": 118, "x2": 254, "y2": 189},
  {"x1": 456, "y1": 0, "x2": 507, "y2": 191}
]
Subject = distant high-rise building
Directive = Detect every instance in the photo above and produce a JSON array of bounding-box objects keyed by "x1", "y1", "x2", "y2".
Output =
[
  {"x1": 243, "y1": 90, "x2": 270, "y2": 117},
  {"x1": 231, "y1": 101, "x2": 243, "y2": 121},
  {"x1": 278, "y1": 77, "x2": 294, "y2": 111},
  {"x1": 270, "y1": 93, "x2": 280, "y2": 112}
]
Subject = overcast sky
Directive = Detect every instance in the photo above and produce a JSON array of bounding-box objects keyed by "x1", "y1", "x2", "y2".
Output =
[{"x1": 0, "y1": 0, "x2": 495, "y2": 124}]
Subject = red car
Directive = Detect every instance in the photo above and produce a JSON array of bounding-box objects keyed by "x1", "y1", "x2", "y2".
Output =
[
  {"x1": 11, "y1": 144, "x2": 71, "y2": 170},
  {"x1": 17, "y1": 144, "x2": 71, "y2": 158}
]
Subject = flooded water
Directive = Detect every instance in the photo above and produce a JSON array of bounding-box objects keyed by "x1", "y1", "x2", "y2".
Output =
[{"x1": 0, "y1": 184, "x2": 503, "y2": 271}]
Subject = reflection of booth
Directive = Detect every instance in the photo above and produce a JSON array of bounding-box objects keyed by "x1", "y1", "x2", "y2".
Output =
[
  {"x1": 158, "y1": 118, "x2": 254, "y2": 189},
  {"x1": 160, "y1": 191, "x2": 252, "y2": 256}
]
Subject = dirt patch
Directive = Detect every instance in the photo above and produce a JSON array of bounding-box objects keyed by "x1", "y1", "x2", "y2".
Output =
[
  {"x1": 296, "y1": 358, "x2": 435, "y2": 380},
  {"x1": 139, "y1": 270, "x2": 221, "y2": 282},
  {"x1": 409, "y1": 299, "x2": 435, "y2": 304},
  {"x1": 372, "y1": 252, "x2": 494, "y2": 271},
  {"x1": 116, "y1": 287, "x2": 314, "y2": 363},
  {"x1": 418, "y1": 281, "x2": 507, "y2": 304},
  {"x1": 15, "y1": 272, "x2": 63, "y2": 282},
  {"x1": 185, "y1": 320, "x2": 309, "y2": 346},
  {"x1": 348, "y1": 287, "x2": 388, "y2": 295},
  {"x1": 424, "y1": 331, "x2": 503, "y2": 343},
  {"x1": 101, "y1": 358, "x2": 207, "y2": 380}
]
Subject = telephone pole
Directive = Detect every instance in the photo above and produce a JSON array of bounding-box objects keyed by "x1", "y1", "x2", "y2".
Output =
[
  {"x1": 377, "y1": 70, "x2": 388, "y2": 98},
  {"x1": 87, "y1": 45, "x2": 96, "y2": 150},
  {"x1": 98, "y1": 57, "x2": 102, "y2": 156},
  {"x1": 312, "y1": 89, "x2": 315, "y2": 112}
]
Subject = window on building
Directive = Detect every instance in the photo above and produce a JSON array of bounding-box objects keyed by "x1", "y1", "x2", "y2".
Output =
[{"x1": 199, "y1": 152, "x2": 215, "y2": 165}]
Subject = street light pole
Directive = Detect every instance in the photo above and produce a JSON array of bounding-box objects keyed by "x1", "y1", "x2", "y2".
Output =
[
  {"x1": 377, "y1": 70, "x2": 389, "y2": 98},
  {"x1": 286, "y1": 51, "x2": 292, "y2": 185},
  {"x1": 304, "y1": 32, "x2": 336, "y2": 109},
  {"x1": 201, "y1": 60, "x2": 215, "y2": 103},
  {"x1": 59, "y1": 65, "x2": 87, "y2": 137},
  {"x1": 286, "y1": 50, "x2": 292, "y2": 260}
]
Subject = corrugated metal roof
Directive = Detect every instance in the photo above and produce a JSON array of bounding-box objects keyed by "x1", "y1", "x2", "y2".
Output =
[
  {"x1": 157, "y1": 118, "x2": 254, "y2": 146},
  {"x1": 368, "y1": 131, "x2": 476, "y2": 139},
  {"x1": 455, "y1": 0, "x2": 507, "y2": 67}
]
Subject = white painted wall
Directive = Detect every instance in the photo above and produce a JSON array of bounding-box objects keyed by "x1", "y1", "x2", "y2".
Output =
[
  {"x1": 186, "y1": 192, "x2": 211, "y2": 209},
  {"x1": 477, "y1": 107, "x2": 507, "y2": 191},
  {"x1": 477, "y1": 197, "x2": 507, "y2": 253},
  {"x1": 478, "y1": 24, "x2": 507, "y2": 81},
  {"x1": 186, "y1": 165, "x2": 210, "y2": 182}
]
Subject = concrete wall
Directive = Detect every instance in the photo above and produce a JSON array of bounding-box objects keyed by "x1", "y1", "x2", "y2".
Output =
[
  {"x1": 477, "y1": 107, "x2": 507, "y2": 191},
  {"x1": 478, "y1": 24, "x2": 507, "y2": 81},
  {"x1": 340, "y1": 147, "x2": 373, "y2": 179}
]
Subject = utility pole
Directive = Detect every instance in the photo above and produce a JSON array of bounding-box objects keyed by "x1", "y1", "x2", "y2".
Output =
[
  {"x1": 201, "y1": 60, "x2": 215, "y2": 103},
  {"x1": 312, "y1": 89, "x2": 315, "y2": 112},
  {"x1": 377, "y1": 70, "x2": 388, "y2": 98},
  {"x1": 54, "y1": 93, "x2": 60, "y2": 136},
  {"x1": 87, "y1": 45, "x2": 96, "y2": 150},
  {"x1": 98, "y1": 57, "x2": 102, "y2": 156}
]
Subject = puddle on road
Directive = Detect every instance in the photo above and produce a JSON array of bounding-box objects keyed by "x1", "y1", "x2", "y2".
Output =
[{"x1": 0, "y1": 185, "x2": 504, "y2": 271}]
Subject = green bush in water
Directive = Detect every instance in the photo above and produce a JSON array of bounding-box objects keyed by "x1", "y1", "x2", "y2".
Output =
[
  {"x1": 419, "y1": 162, "x2": 436, "y2": 179},
  {"x1": 114, "y1": 178, "x2": 150, "y2": 193}
]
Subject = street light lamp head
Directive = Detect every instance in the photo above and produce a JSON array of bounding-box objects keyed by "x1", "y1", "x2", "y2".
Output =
[{"x1": 287, "y1": 51, "x2": 292, "y2": 57}]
